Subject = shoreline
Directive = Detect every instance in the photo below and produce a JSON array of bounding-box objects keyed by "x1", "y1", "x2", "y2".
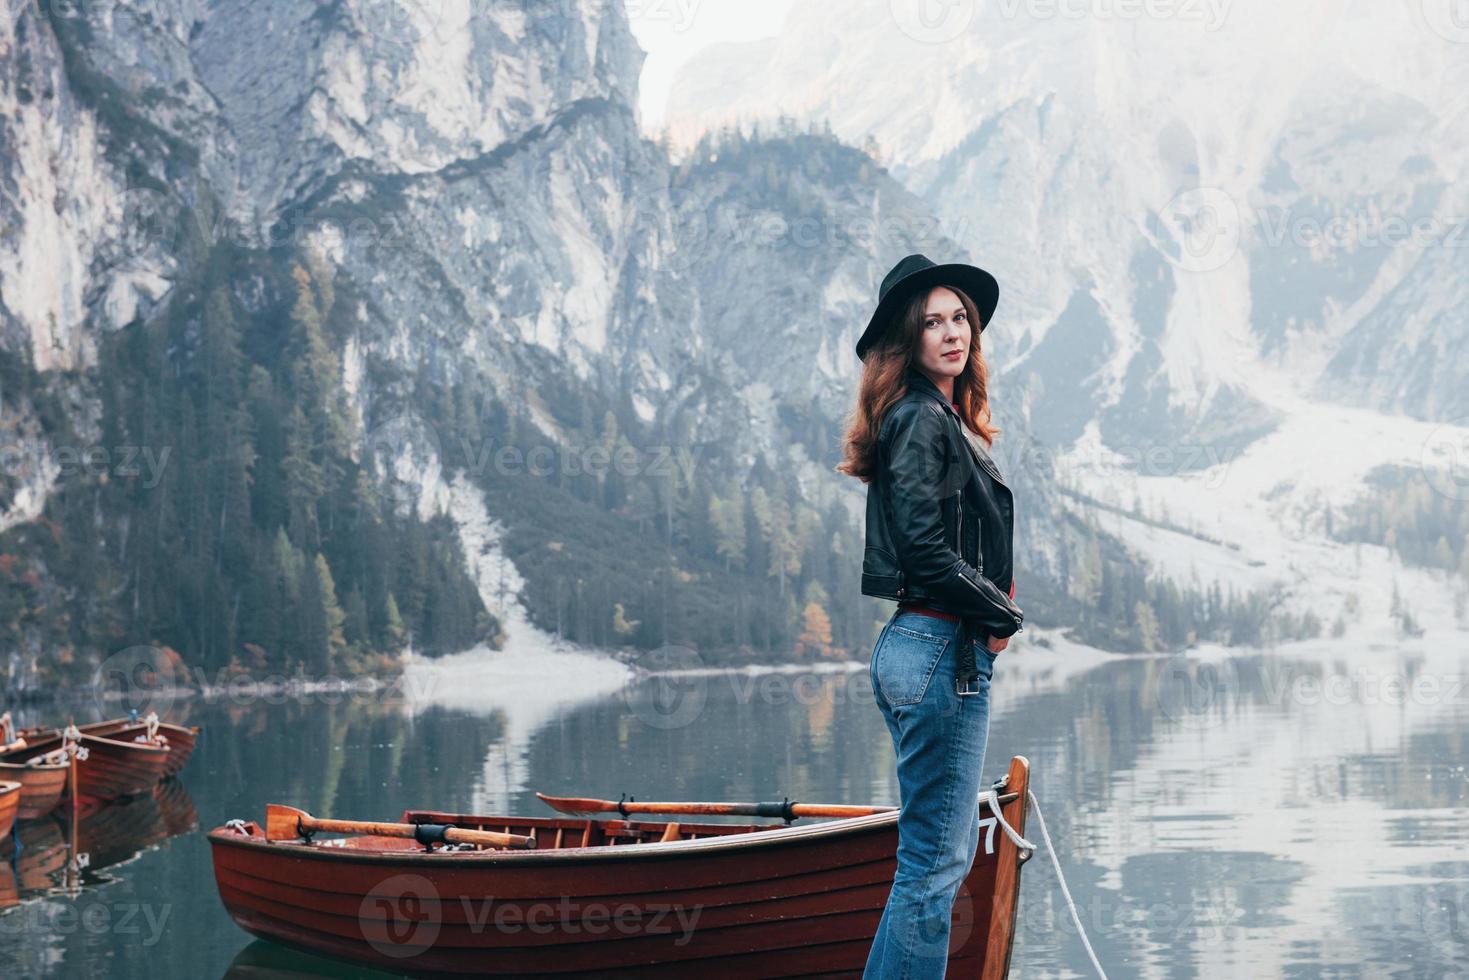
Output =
[{"x1": 12, "y1": 620, "x2": 1443, "y2": 709}]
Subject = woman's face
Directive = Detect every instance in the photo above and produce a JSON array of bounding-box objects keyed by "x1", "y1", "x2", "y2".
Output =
[{"x1": 914, "y1": 285, "x2": 970, "y2": 383}]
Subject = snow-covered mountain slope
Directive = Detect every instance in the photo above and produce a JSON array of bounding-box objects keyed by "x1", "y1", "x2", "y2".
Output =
[
  {"x1": 662, "y1": 0, "x2": 1469, "y2": 444},
  {"x1": 1056, "y1": 363, "x2": 1469, "y2": 642},
  {"x1": 659, "y1": 0, "x2": 1469, "y2": 638}
]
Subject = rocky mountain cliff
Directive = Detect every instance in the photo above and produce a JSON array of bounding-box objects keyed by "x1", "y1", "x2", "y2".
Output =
[{"x1": 0, "y1": 0, "x2": 1294, "y2": 694}]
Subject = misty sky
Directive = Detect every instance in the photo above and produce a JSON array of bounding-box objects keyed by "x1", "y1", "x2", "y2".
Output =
[{"x1": 625, "y1": 0, "x2": 796, "y2": 129}]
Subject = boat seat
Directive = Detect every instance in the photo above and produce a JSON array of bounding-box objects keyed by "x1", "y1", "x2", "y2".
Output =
[{"x1": 602, "y1": 825, "x2": 654, "y2": 843}]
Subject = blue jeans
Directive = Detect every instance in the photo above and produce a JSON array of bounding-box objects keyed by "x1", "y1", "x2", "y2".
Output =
[{"x1": 864, "y1": 609, "x2": 998, "y2": 979}]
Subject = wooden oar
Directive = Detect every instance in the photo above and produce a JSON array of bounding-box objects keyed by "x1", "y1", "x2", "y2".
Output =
[
  {"x1": 535, "y1": 792, "x2": 897, "y2": 820},
  {"x1": 265, "y1": 804, "x2": 538, "y2": 850}
]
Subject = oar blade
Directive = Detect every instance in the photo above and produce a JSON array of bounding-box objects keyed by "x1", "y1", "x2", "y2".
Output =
[
  {"x1": 265, "y1": 803, "x2": 309, "y2": 841},
  {"x1": 535, "y1": 792, "x2": 608, "y2": 815}
]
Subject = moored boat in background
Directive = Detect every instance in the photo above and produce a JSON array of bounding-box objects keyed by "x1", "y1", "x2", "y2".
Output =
[
  {"x1": 73, "y1": 717, "x2": 201, "y2": 776},
  {"x1": 0, "y1": 728, "x2": 171, "y2": 807},
  {"x1": 0, "y1": 755, "x2": 68, "y2": 820},
  {"x1": 0, "y1": 780, "x2": 19, "y2": 838},
  {"x1": 0, "y1": 712, "x2": 68, "y2": 820}
]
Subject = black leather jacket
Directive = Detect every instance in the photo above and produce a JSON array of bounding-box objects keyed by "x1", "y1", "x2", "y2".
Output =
[{"x1": 862, "y1": 367, "x2": 1024, "y2": 640}]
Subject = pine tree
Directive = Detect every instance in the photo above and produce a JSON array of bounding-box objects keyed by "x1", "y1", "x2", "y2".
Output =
[
  {"x1": 759, "y1": 494, "x2": 800, "y2": 596},
  {"x1": 298, "y1": 549, "x2": 330, "y2": 675},
  {"x1": 343, "y1": 585, "x2": 369, "y2": 652},
  {"x1": 711, "y1": 492, "x2": 747, "y2": 570},
  {"x1": 273, "y1": 527, "x2": 302, "y2": 597},
  {"x1": 384, "y1": 592, "x2": 406, "y2": 647},
  {"x1": 314, "y1": 553, "x2": 347, "y2": 669},
  {"x1": 281, "y1": 403, "x2": 324, "y2": 548},
  {"x1": 1134, "y1": 599, "x2": 1160, "y2": 652},
  {"x1": 796, "y1": 601, "x2": 834, "y2": 659},
  {"x1": 1073, "y1": 537, "x2": 1103, "y2": 605}
]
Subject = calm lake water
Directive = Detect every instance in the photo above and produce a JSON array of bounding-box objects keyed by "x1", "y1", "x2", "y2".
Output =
[{"x1": 1, "y1": 639, "x2": 1466, "y2": 978}]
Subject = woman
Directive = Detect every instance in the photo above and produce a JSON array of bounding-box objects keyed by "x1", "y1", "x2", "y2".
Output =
[{"x1": 837, "y1": 253, "x2": 1024, "y2": 978}]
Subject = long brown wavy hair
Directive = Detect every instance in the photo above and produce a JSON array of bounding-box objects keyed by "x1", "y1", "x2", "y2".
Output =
[{"x1": 835, "y1": 284, "x2": 1000, "y2": 484}]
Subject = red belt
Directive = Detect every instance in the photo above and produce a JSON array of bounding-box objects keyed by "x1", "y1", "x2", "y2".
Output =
[
  {"x1": 897, "y1": 602, "x2": 960, "y2": 622},
  {"x1": 897, "y1": 579, "x2": 1015, "y2": 624}
]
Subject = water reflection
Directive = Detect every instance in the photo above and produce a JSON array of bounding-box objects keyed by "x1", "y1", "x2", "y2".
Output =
[
  {"x1": 0, "y1": 778, "x2": 199, "y2": 977},
  {"x1": 4, "y1": 779, "x2": 198, "y2": 901},
  {"x1": 222, "y1": 939, "x2": 402, "y2": 979},
  {"x1": 992, "y1": 646, "x2": 1469, "y2": 977},
  {"x1": 0, "y1": 638, "x2": 1464, "y2": 978}
]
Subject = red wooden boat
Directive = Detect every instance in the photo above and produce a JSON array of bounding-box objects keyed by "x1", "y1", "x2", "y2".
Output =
[
  {"x1": 0, "y1": 713, "x2": 68, "y2": 819},
  {"x1": 18, "y1": 714, "x2": 200, "y2": 777},
  {"x1": 73, "y1": 717, "x2": 200, "y2": 776},
  {"x1": 209, "y1": 756, "x2": 1034, "y2": 977},
  {"x1": 0, "y1": 728, "x2": 171, "y2": 807},
  {"x1": 0, "y1": 754, "x2": 68, "y2": 820},
  {"x1": 0, "y1": 780, "x2": 19, "y2": 838}
]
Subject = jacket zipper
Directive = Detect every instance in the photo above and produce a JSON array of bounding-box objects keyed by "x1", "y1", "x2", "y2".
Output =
[{"x1": 954, "y1": 427, "x2": 1020, "y2": 628}]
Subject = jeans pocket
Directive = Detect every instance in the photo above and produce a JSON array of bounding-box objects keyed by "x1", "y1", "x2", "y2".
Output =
[{"x1": 875, "y1": 624, "x2": 951, "y2": 706}]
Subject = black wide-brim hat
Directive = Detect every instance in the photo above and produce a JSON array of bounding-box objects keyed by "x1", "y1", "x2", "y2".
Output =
[{"x1": 855, "y1": 253, "x2": 999, "y2": 361}]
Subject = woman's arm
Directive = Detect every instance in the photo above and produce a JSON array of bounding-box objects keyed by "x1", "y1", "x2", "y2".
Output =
[{"x1": 882, "y1": 402, "x2": 1024, "y2": 637}]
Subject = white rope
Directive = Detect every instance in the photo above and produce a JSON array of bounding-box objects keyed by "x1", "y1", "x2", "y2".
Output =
[
  {"x1": 983, "y1": 787, "x2": 1036, "y2": 854},
  {"x1": 62, "y1": 724, "x2": 90, "y2": 761},
  {"x1": 1026, "y1": 787, "x2": 1109, "y2": 980},
  {"x1": 982, "y1": 778, "x2": 1108, "y2": 978}
]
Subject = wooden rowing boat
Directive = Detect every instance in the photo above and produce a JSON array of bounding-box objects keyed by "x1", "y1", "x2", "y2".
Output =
[
  {"x1": 18, "y1": 714, "x2": 200, "y2": 777},
  {"x1": 0, "y1": 729, "x2": 171, "y2": 807},
  {"x1": 72, "y1": 718, "x2": 200, "y2": 776},
  {"x1": 209, "y1": 756, "x2": 1033, "y2": 977},
  {"x1": 0, "y1": 755, "x2": 68, "y2": 820},
  {"x1": 0, "y1": 780, "x2": 19, "y2": 838},
  {"x1": 0, "y1": 713, "x2": 69, "y2": 819}
]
